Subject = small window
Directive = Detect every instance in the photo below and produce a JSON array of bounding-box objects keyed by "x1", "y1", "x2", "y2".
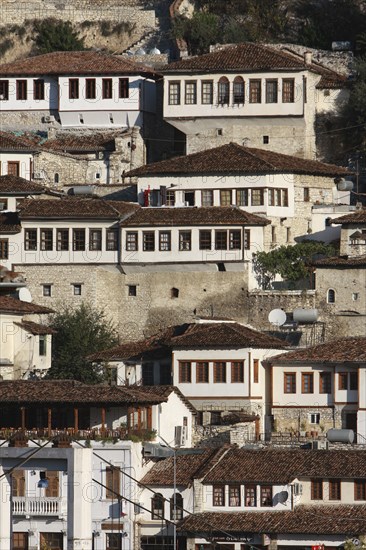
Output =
[
  {"x1": 143, "y1": 231, "x2": 155, "y2": 251},
  {"x1": 179, "y1": 361, "x2": 191, "y2": 383},
  {"x1": 69, "y1": 78, "x2": 79, "y2": 99},
  {"x1": 85, "y1": 78, "x2": 96, "y2": 99},
  {"x1": 284, "y1": 372, "x2": 296, "y2": 393},
  {"x1": 309, "y1": 413, "x2": 320, "y2": 424},
  {"x1": 168, "y1": 81, "x2": 180, "y2": 105},
  {"x1": 171, "y1": 287, "x2": 179, "y2": 298},
  {"x1": 217, "y1": 128, "x2": 223, "y2": 136},
  {"x1": 12, "y1": 532, "x2": 29, "y2": 550},
  {"x1": 119, "y1": 78, "x2": 129, "y2": 99},
  {"x1": 220, "y1": 189, "x2": 232, "y2": 206},
  {"x1": 215, "y1": 230, "x2": 227, "y2": 250},
  {"x1": 166, "y1": 190, "x2": 175, "y2": 206},
  {"x1": 201, "y1": 80, "x2": 213, "y2": 104},
  {"x1": 338, "y1": 372, "x2": 348, "y2": 390},
  {"x1": 302, "y1": 373, "x2": 314, "y2": 394},
  {"x1": 179, "y1": 231, "x2": 191, "y2": 251},
  {"x1": 304, "y1": 188, "x2": 310, "y2": 202},
  {"x1": 170, "y1": 493, "x2": 183, "y2": 520},
  {"x1": 218, "y1": 77, "x2": 229, "y2": 105},
  {"x1": 159, "y1": 231, "x2": 171, "y2": 251},
  {"x1": 329, "y1": 479, "x2": 341, "y2": 500},
  {"x1": 196, "y1": 362, "x2": 209, "y2": 383},
  {"x1": 126, "y1": 231, "x2": 138, "y2": 252},
  {"x1": 311, "y1": 479, "x2": 323, "y2": 500},
  {"x1": 73, "y1": 284, "x2": 82, "y2": 296},
  {"x1": 25, "y1": 229, "x2": 37, "y2": 251},
  {"x1": 229, "y1": 230, "x2": 241, "y2": 250},
  {"x1": 319, "y1": 372, "x2": 331, "y2": 394},
  {"x1": 355, "y1": 479, "x2": 366, "y2": 500},
  {"x1": 16, "y1": 80, "x2": 27, "y2": 100},
  {"x1": 352, "y1": 292, "x2": 359, "y2": 301},
  {"x1": 79, "y1": 113, "x2": 84, "y2": 124},
  {"x1": 233, "y1": 76, "x2": 244, "y2": 104},
  {"x1": 33, "y1": 79, "x2": 45, "y2": 100},
  {"x1": 327, "y1": 289, "x2": 336, "y2": 303},
  {"x1": 213, "y1": 362, "x2": 226, "y2": 383},
  {"x1": 251, "y1": 189, "x2": 264, "y2": 206},
  {"x1": 73, "y1": 229, "x2": 86, "y2": 251},
  {"x1": 260, "y1": 486, "x2": 272, "y2": 507},
  {"x1": 231, "y1": 361, "x2": 244, "y2": 383},
  {"x1": 0, "y1": 80, "x2": 9, "y2": 100},
  {"x1": 106, "y1": 533, "x2": 122, "y2": 550},
  {"x1": 89, "y1": 229, "x2": 102, "y2": 251},
  {"x1": 282, "y1": 78, "x2": 295, "y2": 103},
  {"x1": 263, "y1": 135, "x2": 269, "y2": 144},
  {"x1": 236, "y1": 189, "x2": 248, "y2": 206},
  {"x1": 229, "y1": 485, "x2": 241, "y2": 506},
  {"x1": 245, "y1": 485, "x2": 256, "y2": 507},
  {"x1": 266, "y1": 79, "x2": 278, "y2": 103},
  {"x1": 102, "y1": 78, "x2": 113, "y2": 99},
  {"x1": 213, "y1": 485, "x2": 225, "y2": 506},
  {"x1": 128, "y1": 285, "x2": 137, "y2": 297},
  {"x1": 185, "y1": 81, "x2": 197, "y2": 104},
  {"x1": 39, "y1": 335, "x2": 47, "y2": 356},
  {"x1": 57, "y1": 229, "x2": 69, "y2": 251},
  {"x1": 201, "y1": 190, "x2": 213, "y2": 206},
  {"x1": 42, "y1": 284, "x2": 52, "y2": 297},
  {"x1": 106, "y1": 229, "x2": 118, "y2": 251},
  {"x1": 40, "y1": 229, "x2": 53, "y2": 251},
  {"x1": 54, "y1": 173, "x2": 59, "y2": 185},
  {"x1": 184, "y1": 191, "x2": 195, "y2": 206},
  {"x1": 249, "y1": 79, "x2": 261, "y2": 103}
]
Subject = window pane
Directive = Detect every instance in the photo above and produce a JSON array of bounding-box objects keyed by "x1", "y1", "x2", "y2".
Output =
[
  {"x1": 106, "y1": 229, "x2": 118, "y2": 251},
  {"x1": 85, "y1": 78, "x2": 96, "y2": 99},
  {"x1": 201, "y1": 190, "x2": 213, "y2": 206},
  {"x1": 229, "y1": 230, "x2": 241, "y2": 250},
  {"x1": 282, "y1": 78, "x2": 295, "y2": 103},
  {"x1": 229, "y1": 485, "x2": 240, "y2": 506},
  {"x1": 185, "y1": 81, "x2": 197, "y2": 104},
  {"x1": 236, "y1": 189, "x2": 248, "y2": 206},
  {"x1": 266, "y1": 80, "x2": 278, "y2": 103},
  {"x1": 302, "y1": 373, "x2": 314, "y2": 393},
  {"x1": 214, "y1": 362, "x2": 226, "y2": 383},
  {"x1": 196, "y1": 362, "x2": 209, "y2": 383},
  {"x1": 284, "y1": 373, "x2": 296, "y2": 393},
  {"x1": 260, "y1": 486, "x2": 272, "y2": 506},
  {"x1": 126, "y1": 232, "x2": 138, "y2": 251},
  {"x1": 215, "y1": 230, "x2": 227, "y2": 250},
  {"x1": 199, "y1": 230, "x2": 211, "y2": 250},
  {"x1": 249, "y1": 80, "x2": 261, "y2": 103},
  {"x1": 119, "y1": 78, "x2": 129, "y2": 98},
  {"x1": 57, "y1": 229, "x2": 69, "y2": 251},
  {"x1": 73, "y1": 229, "x2": 85, "y2": 251},
  {"x1": 233, "y1": 77, "x2": 244, "y2": 104},
  {"x1": 179, "y1": 362, "x2": 191, "y2": 383},
  {"x1": 159, "y1": 231, "x2": 171, "y2": 251},
  {"x1": 179, "y1": 231, "x2": 191, "y2": 251},
  {"x1": 245, "y1": 485, "x2": 256, "y2": 506},
  {"x1": 220, "y1": 190, "x2": 232, "y2": 206},
  {"x1": 201, "y1": 81, "x2": 213, "y2": 104},
  {"x1": 218, "y1": 78, "x2": 229, "y2": 105},
  {"x1": 319, "y1": 372, "x2": 331, "y2": 394},
  {"x1": 231, "y1": 361, "x2": 244, "y2": 382},
  {"x1": 89, "y1": 229, "x2": 102, "y2": 251},
  {"x1": 103, "y1": 78, "x2": 113, "y2": 99},
  {"x1": 169, "y1": 82, "x2": 180, "y2": 105},
  {"x1": 143, "y1": 232, "x2": 155, "y2": 251},
  {"x1": 251, "y1": 189, "x2": 264, "y2": 206},
  {"x1": 213, "y1": 486, "x2": 225, "y2": 506}
]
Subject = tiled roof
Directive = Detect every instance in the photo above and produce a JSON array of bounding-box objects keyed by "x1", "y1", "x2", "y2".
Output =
[
  {"x1": 41, "y1": 132, "x2": 121, "y2": 153},
  {"x1": 0, "y1": 175, "x2": 45, "y2": 195},
  {"x1": 331, "y1": 209, "x2": 366, "y2": 225},
  {"x1": 141, "y1": 447, "x2": 229, "y2": 486},
  {"x1": 0, "y1": 380, "x2": 170, "y2": 405},
  {"x1": 0, "y1": 212, "x2": 21, "y2": 233},
  {"x1": 92, "y1": 322, "x2": 288, "y2": 363},
  {"x1": 127, "y1": 143, "x2": 349, "y2": 177},
  {"x1": 312, "y1": 255, "x2": 366, "y2": 267},
  {"x1": 0, "y1": 295, "x2": 54, "y2": 314},
  {"x1": 0, "y1": 51, "x2": 159, "y2": 78},
  {"x1": 14, "y1": 321, "x2": 56, "y2": 335},
  {"x1": 0, "y1": 132, "x2": 38, "y2": 151},
  {"x1": 121, "y1": 206, "x2": 269, "y2": 227},
  {"x1": 18, "y1": 198, "x2": 139, "y2": 219},
  {"x1": 269, "y1": 336, "x2": 366, "y2": 364},
  {"x1": 179, "y1": 505, "x2": 366, "y2": 535},
  {"x1": 168, "y1": 322, "x2": 288, "y2": 349}
]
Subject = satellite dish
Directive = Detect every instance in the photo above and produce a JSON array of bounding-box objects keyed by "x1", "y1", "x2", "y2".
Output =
[
  {"x1": 149, "y1": 47, "x2": 161, "y2": 55},
  {"x1": 135, "y1": 48, "x2": 146, "y2": 55},
  {"x1": 19, "y1": 288, "x2": 33, "y2": 303},
  {"x1": 268, "y1": 309, "x2": 286, "y2": 326}
]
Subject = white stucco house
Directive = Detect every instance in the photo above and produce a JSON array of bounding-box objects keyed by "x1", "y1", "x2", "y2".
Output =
[
  {"x1": 127, "y1": 142, "x2": 352, "y2": 250},
  {"x1": 0, "y1": 51, "x2": 158, "y2": 130},
  {"x1": 161, "y1": 42, "x2": 349, "y2": 159}
]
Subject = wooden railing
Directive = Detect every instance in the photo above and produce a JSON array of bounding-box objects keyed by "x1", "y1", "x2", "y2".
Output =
[{"x1": 0, "y1": 427, "x2": 156, "y2": 441}]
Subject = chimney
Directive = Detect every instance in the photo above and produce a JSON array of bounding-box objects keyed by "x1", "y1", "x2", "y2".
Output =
[{"x1": 304, "y1": 51, "x2": 312, "y2": 66}]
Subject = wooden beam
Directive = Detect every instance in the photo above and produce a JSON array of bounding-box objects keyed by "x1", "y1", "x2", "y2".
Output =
[
  {"x1": 47, "y1": 408, "x2": 52, "y2": 437},
  {"x1": 20, "y1": 407, "x2": 26, "y2": 430},
  {"x1": 74, "y1": 407, "x2": 79, "y2": 433}
]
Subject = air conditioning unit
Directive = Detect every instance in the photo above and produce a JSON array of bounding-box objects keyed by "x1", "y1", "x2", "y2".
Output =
[
  {"x1": 143, "y1": 442, "x2": 174, "y2": 459},
  {"x1": 134, "y1": 502, "x2": 144, "y2": 514},
  {"x1": 292, "y1": 482, "x2": 303, "y2": 496},
  {"x1": 33, "y1": 171, "x2": 44, "y2": 179},
  {"x1": 175, "y1": 425, "x2": 187, "y2": 447},
  {"x1": 44, "y1": 115, "x2": 55, "y2": 123}
]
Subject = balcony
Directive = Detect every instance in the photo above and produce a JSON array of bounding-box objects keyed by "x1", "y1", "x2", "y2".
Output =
[{"x1": 12, "y1": 497, "x2": 65, "y2": 517}]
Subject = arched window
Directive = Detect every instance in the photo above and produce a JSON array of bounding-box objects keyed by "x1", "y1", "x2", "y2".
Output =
[
  {"x1": 151, "y1": 493, "x2": 164, "y2": 520},
  {"x1": 170, "y1": 493, "x2": 183, "y2": 520},
  {"x1": 327, "y1": 289, "x2": 336, "y2": 303},
  {"x1": 233, "y1": 76, "x2": 244, "y2": 104},
  {"x1": 54, "y1": 173, "x2": 59, "y2": 185},
  {"x1": 218, "y1": 77, "x2": 229, "y2": 105}
]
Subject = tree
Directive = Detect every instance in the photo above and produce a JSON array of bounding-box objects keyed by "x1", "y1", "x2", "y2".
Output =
[
  {"x1": 33, "y1": 19, "x2": 85, "y2": 54},
  {"x1": 172, "y1": 12, "x2": 220, "y2": 55},
  {"x1": 46, "y1": 303, "x2": 118, "y2": 384},
  {"x1": 253, "y1": 241, "x2": 337, "y2": 289}
]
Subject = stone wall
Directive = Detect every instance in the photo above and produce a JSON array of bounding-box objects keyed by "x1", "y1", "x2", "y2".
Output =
[
  {"x1": 14, "y1": 263, "x2": 250, "y2": 340},
  {"x1": 272, "y1": 406, "x2": 341, "y2": 435}
]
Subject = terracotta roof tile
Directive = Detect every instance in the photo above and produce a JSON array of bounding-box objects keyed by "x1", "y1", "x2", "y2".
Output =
[
  {"x1": 14, "y1": 321, "x2": 56, "y2": 335},
  {"x1": 0, "y1": 51, "x2": 159, "y2": 78},
  {"x1": 269, "y1": 336, "x2": 366, "y2": 364},
  {"x1": 0, "y1": 380, "x2": 169, "y2": 404},
  {"x1": 127, "y1": 143, "x2": 349, "y2": 177},
  {"x1": 0, "y1": 175, "x2": 45, "y2": 195},
  {"x1": 331, "y1": 209, "x2": 366, "y2": 225},
  {"x1": 0, "y1": 132, "x2": 38, "y2": 151},
  {"x1": 313, "y1": 255, "x2": 366, "y2": 267},
  {"x1": 0, "y1": 211, "x2": 21, "y2": 233},
  {"x1": 121, "y1": 206, "x2": 269, "y2": 227},
  {"x1": 0, "y1": 295, "x2": 54, "y2": 314},
  {"x1": 179, "y1": 505, "x2": 366, "y2": 535},
  {"x1": 42, "y1": 132, "x2": 121, "y2": 152},
  {"x1": 18, "y1": 198, "x2": 139, "y2": 219}
]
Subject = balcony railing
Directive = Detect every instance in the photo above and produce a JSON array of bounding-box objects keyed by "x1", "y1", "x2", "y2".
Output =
[{"x1": 12, "y1": 497, "x2": 64, "y2": 516}]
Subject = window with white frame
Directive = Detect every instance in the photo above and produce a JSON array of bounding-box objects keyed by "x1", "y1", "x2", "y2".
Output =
[
  {"x1": 185, "y1": 81, "x2": 197, "y2": 104},
  {"x1": 309, "y1": 413, "x2": 320, "y2": 424},
  {"x1": 168, "y1": 81, "x2": 180, "y2": 105},
  {"x1": 179, "y1": 231, "x2": 191, "y2": 251},
  {"x1": 201, "y1": 80, "x2": 213, "y2": 104}
]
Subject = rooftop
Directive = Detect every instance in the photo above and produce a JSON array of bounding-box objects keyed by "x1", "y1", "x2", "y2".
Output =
[
  {"x1": 269, "y1": 336, "x2": 366, "y2": 364},
  {"x1": 313, "y1": 255, "x2": 366, "y2": 267},
  {"x1": 127, "y1": 142, "x2": 349, "y2": 177},
  {"x1": 0, "y1": 175, "x2": 45, "y2": 195},
  {"x1": 331, "y1": 209, "x2": 366, "y2": 225},
  {"x1": 0, "y1": 295, "x2": 54, "y2": 314},
  {"x1": 121, "y1": 206, "x2": 269, "y2": 227},
  {"x1": 18, "y1": 197, "x2": 139, "y2": 219},
  {"x1": 163, "y1": 43, "x2": 347, "y2": 89},
  {"x1": 0, "y1": 212, "x2": 21, "y2": 234},
  {"x1": 0, "y1": 51, "x2": 159, "y2": 78}
]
